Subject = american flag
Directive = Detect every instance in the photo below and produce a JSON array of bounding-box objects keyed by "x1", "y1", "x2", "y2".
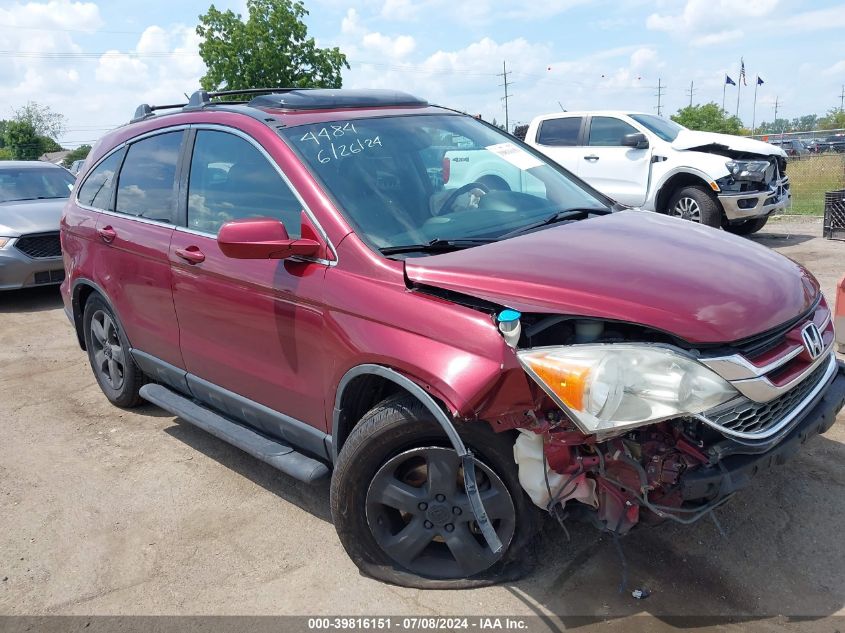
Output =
[{"x1": 740, "y1": 58, "x2": 747, "y2": 86}]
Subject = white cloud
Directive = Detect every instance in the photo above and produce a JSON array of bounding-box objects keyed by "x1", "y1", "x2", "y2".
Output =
[{"x1": 647, "y1": 0, "x2": 778, "y2": 45}]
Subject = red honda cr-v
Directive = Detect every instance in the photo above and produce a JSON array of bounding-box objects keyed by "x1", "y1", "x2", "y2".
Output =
[{"x1": 61, "y1": 88, "x2": 845, "y2": 588}]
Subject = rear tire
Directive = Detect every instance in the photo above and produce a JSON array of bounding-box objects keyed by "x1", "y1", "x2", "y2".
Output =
[
  {"x1": 725, "y1": 216, "x2": 768, "y2": 235},
  {"x1": 82, "y1": 294, "x2": 145, "y2": 408},
  {"x1": 330, "y1": 394, "x2": 539, "y2": 588},
  {"x1": 666, "y1": 185, "x2": 722, "y2": 228}
]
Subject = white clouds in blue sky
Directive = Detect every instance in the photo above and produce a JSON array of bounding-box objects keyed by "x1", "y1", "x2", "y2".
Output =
[{"x1": 0, "y1": 0, "x2": 842, "y2": 146}]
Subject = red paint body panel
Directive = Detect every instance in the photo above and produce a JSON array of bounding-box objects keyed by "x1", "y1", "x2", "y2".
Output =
[
  {"x1": 61, "y1": 101, "x2": 824, "y2": 443},
  {"x1": 406, "y1": 211, "x2": 819, "y2": 344}
]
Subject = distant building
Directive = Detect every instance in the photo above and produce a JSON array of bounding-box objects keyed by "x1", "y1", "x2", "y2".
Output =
[{"x1": 39, "y1": 150, "x2": 71, "y2": 165}]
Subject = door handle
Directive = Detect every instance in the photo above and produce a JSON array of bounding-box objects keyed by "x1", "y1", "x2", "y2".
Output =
[
  {"x1": 97, "y1": 225, "x2": 116, "y2": 243},
  {"x1": 584, "y1": 155, "x2": 600, "y2": 161},
  {"x1": 175, "y1": 246, "x2": 206, "y2": 264}
]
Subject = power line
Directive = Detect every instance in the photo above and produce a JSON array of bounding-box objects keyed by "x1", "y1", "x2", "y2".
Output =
[
  {"x1": 654, "y1": 78, "x2": 665, "y2": 116},
  {"x1": 497, "y1": 60, "x2": 512, "y2": 133}
]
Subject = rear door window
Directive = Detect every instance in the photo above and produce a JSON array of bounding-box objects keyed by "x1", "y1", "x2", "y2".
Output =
[
  {"x1": 77, "y1": 151, "x2": 123, "y2": 210},
  {"x1": 587, "y1": 117, "x2": 639, "y2": 146},
  {"x1": 115, "y1": 131, "x2": 183, "y2": 223},
  {"x1": 536, "y1": 117, "x2": 583, "y2": 146},
  {"x1": 187, "y1": 130, "x2": 301, "y2": 237}
]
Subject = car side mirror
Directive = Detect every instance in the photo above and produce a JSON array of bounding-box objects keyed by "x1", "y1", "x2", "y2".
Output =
[
  {"x1": 622, "y1": 133, "x2": 649, "y2": 149},
  {"x1": 217, "y1": 217, "x2": 321, "y2": 260}
]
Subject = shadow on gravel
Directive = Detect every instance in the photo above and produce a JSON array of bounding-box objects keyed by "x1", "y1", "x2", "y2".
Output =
[
  {"x1": 749, "y1": 232, "x2": 815, "y2": 246},
  {"x1": 161, "y1": 418, "x2": 333, "y2": 523},
  {"x1": 0, "y1": 286, "x2": 63, "y2": 313}
]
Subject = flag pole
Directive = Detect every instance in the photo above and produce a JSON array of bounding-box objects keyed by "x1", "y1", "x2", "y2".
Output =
[
  {"x1": 722, "y1": 80, "x2": 727, "y2": 113},
  {"x1": 751, "y1": 76, "x2": 759, "y2": 134},
  {"x1": 735, "y1": 62, "x2": 742, "y2": 118}
]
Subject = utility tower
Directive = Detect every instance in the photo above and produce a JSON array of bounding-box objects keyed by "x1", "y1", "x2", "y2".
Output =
[
  {"x1": 685, "y1": 80, "x2": 696, "y2": 108},
  {"x1": 655, "y1": 78, "x2": 666, "y2": 116},
  {"x1": 497, "y1": 61, "x2": 512, "y2": 133}
]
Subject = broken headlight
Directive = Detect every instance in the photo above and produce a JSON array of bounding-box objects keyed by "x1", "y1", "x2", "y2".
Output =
[
  {"x1": 518, "y1": 344, "x2": 737, "y2": 436},
  {"x1": 725, "y1": 160, "x2": 772, "y2": 183}
]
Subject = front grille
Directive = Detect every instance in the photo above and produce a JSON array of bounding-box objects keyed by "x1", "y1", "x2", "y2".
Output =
[
  {"x1": 33, "y1": 269, "x2": 65, "y2": 284},
  {"x1": 15, "y1": 232, "x2": 62, "y2": 259},
  {"x1": 702, "y1": 357, "x2": 831, "y2": 436}
]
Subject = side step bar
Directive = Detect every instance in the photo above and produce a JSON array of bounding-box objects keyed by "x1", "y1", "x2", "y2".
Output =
[{"x1": 139, "y1": 384, "x2": 330, "y2": 483}]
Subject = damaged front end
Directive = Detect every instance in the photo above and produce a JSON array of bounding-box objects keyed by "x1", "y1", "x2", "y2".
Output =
[{"x1": 494, "y1": 306, "x2": 845, "y2": 537}]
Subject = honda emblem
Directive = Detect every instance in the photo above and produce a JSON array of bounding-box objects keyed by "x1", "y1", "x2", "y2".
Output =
[{"x1": 801, "y1": 323, "x2": 824, "y2": 360}]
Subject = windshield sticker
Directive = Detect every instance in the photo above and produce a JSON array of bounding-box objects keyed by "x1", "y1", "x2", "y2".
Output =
[{"x1": 484, "y1": 142, "x2": 543, "y2": 170}]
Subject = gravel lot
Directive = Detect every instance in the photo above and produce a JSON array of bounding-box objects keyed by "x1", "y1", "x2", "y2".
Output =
[{"x1": 1, "y1": 217, "x2": 843, "y2": 631}]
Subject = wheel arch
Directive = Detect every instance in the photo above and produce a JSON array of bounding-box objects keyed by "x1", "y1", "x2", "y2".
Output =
[
  {"x1": 70, "y1": 279, "x2": 130, "y2": 351},
  {"x1": 654, "y1": 169, "x2": 716, "y2": 214},
  {"x1": 331, "y1": 364, "x2": 467, "y2": 463}
]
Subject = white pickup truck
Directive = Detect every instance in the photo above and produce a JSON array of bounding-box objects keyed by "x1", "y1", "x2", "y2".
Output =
[{"x1": 514, "y1": 111, "x2": 790, "y2": 234}]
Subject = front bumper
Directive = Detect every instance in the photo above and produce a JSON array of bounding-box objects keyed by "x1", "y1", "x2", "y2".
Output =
[
  {"x1": 0, "y1": 242, "x2": 64, "y2": 291},
  {"x1": 719, "y1": 176, "x2": 791, "y2": 221},
  {"x1": 681, "y1": 360, "x2": 845, "y2": 501}
]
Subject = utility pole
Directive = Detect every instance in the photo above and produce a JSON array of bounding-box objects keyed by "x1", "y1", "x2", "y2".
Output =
[
  {"x1": 686, "y1": 80, "x2": 696, "y2": 108},
  {"x1": 497, "y1": 61, "x2": 512, "y2": 133},
  {"x1": 773, "y1": 96, "x2": 783, "y2": 138},
  {"x1": 655, "y1": 78, "x2": 666, "y2": 116},
  {"x1": 840, "y1": 84, "x2": 845, "y2": 112}
]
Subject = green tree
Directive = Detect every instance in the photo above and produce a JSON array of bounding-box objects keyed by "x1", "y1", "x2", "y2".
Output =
[
  {"x1": 0, "y1": 147, "x2": 13, "y2": 161},
  {"x1": 0, "y1": 120, "x2": 7, "y2": 148},
  {"x1": 4, "y1": 120, "x2": 46, "y2": 160},
  {"x1": 818, "y1": 108, "x2": 845, "y2": 130},
  {"x1": 790, "y1": 114, "x2": 818, "y2": 132},
  {"x1": 62, "y1": 144, "x2": 92, "y2": 167},
  {"x1": 196, "y1": 0, "x2": 349, "y2": 92},
  {"x1": 40, "y1": 136, "x2": 64, "y2": 153},
  {"x1": 13, "y1": 102, "x2": 66, "y2": 140},
  {"x1": 756, "y1": 119, "x2": 791, "y2": 134},
  {"x1": 671, "y1": 102, "x2": 743, "y2": 134}
]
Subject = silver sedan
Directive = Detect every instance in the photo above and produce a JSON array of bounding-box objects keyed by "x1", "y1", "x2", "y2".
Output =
[{"x1": 0, "y1": 161, "x2": 75, "y2": 291}]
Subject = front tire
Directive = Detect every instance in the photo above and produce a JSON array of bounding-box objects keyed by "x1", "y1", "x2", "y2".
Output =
[
  {"x1": 82, "y1": 294, "x2": 145, "y2": 408},
  {"x1": 330, "y1": 394, "x2": 539, "y2": 588},
  {"x1": 725, "y1": 216, "x2": 769, "y2": 235},
  {"x1": 666, "y1": 185, "x2": 722, "y2": 228}
]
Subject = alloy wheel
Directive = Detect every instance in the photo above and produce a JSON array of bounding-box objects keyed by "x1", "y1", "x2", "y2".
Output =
[
  {"x1": 670, "y1": 196, "x2": 702, "y2": 222},
  {"x1": 90, "y1": 310, "x2": 126, "y2": 390},
  {"x1": 365, "y1": 446, "x2": 515, "y2": 579}
]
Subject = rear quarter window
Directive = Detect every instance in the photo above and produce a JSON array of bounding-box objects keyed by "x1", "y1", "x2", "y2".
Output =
[
  {"x1": 536, "y1": 117, "x2": 582, "y2": 146},
  {"x1": 115, "y1": 131, "x2": 183, "y2": 224},
  {"x1": 77, "y1": 150, "x2": 124, "y2": 210}
]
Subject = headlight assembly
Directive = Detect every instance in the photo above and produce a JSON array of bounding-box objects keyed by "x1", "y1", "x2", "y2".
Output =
[
  {"x1": 518, "y1": 344, "x2": 738, "y2": 437},
  {"x1": 0, "y1": 237, "x2": 13, "y2": 249},
  {"x1": 725, "y1": 160, "x2": 772, "y2": 182}
]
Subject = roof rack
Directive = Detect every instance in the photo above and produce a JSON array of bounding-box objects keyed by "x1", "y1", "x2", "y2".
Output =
[{"x1": 131, "y1": 88, "x2": 428, "y2": 123}]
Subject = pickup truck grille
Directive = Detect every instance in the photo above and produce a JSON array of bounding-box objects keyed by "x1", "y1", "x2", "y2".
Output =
[
  {"x1": 701, "y1": 355, "x2": 833, "y2": 438},
  {"x1": 15, "y1": 232, "x2": 62, "y2": 259}
]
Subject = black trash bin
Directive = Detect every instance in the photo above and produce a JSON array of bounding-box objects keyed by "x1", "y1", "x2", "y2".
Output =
[{"x1": 823, "y1": 189, "x2": 845, "y2": 240}]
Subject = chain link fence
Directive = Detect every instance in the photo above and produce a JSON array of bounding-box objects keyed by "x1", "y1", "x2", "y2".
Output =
[{"x1": 748, "y1": 128, "x2": 845, "y2": 215}]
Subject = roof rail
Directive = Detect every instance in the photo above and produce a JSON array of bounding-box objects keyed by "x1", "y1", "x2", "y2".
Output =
[
  {"x1": 184, "y1": 87, "x2": 303, "y2": 110},
  {"x1": 131, "y1": 102, "x2": 188, "y2": 123}
]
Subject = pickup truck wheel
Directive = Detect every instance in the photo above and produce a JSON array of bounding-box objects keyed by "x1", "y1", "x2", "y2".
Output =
[
  {"x1": 82, "y1": 295, "x2": 145, "y2": 408},
  {"x1": 725, "y1": 216, "x2": 768, "y2": 235},
  {"x1": 330, "y1": 394, "x2": 539, "y2": 588},
  {"x1": 667, "y1": 185, "x2": 722, "y2": 228}
]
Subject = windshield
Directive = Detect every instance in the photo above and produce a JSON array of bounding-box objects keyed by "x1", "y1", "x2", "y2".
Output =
[
  {"x1": 628, "y1": 114, "x2": 685, "y2": 142},
  {"x1": 282, "y1": 114, "x2": 610, "y2": 253},
  {"x1": 0, "y1": 168, "x2": 75, "y2": 204}
]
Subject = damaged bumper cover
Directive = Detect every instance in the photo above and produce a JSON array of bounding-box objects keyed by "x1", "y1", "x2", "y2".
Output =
[
  {"x1": 719, "y1": 176, "x2": 791, "y2": 221},
  {"x1": 681, "y1": 360, "x2": 845, "y2": 501}
]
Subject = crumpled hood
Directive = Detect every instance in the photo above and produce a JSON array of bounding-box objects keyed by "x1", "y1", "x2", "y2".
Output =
[
  {"x1": 0, "y1": 199, "x2": 66, "y2": 236},
  {"x1": 672, "y1": 129, "x2": 786, "y2": 158},
  {"x1": 405, "y1": 211, "x2": 818, "y2": 344}
]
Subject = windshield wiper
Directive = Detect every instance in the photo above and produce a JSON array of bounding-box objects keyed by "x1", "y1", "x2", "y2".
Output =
[
  {"x1": 379, "y1": 237, "x2": 496, "y2": 256},
  {"x1": 498, "y1": 207, "x2": 612, "y2": 240},
  {"x1": 2, "y1": 196, "x2": 65, "y2": 202}
]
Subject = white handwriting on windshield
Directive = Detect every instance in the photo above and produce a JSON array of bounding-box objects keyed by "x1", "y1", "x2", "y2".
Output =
[
  {"x1": 300, "y1": 123, "x2": 357, "y2": 145},
  {"x1": 317, "y1": 137, "x2": 382, "y2": 164}
]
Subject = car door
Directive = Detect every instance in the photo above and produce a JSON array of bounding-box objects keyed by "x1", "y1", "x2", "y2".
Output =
[
  {"x1": 92, "y1": 129, "x2": 186, "y2": 371},
  {"x1": 169, "y1": 127, "x2": 330, "y2": 446},
  {"x1": 577, "y1": 116, "x2": 652, "y2": 207},
  {"x1": 531, "y1": 116, "x2": 584, "y2": 174}
]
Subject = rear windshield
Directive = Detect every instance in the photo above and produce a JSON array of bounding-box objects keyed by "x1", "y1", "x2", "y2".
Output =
[
  {"x1": 281, "y1": 114, "x2": 609, "y2": 251},
  {"x1": 0, "y1": 168, "x2": 75, "y2": 204}
]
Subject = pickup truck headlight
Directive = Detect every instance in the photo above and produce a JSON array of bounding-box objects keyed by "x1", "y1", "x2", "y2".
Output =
[
  {"x1": 725, "y1": 160, "x2": 771, "y2": 182},
  {"x1": 518, "y1": 344, "x2": 737, "y2": 436}
]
